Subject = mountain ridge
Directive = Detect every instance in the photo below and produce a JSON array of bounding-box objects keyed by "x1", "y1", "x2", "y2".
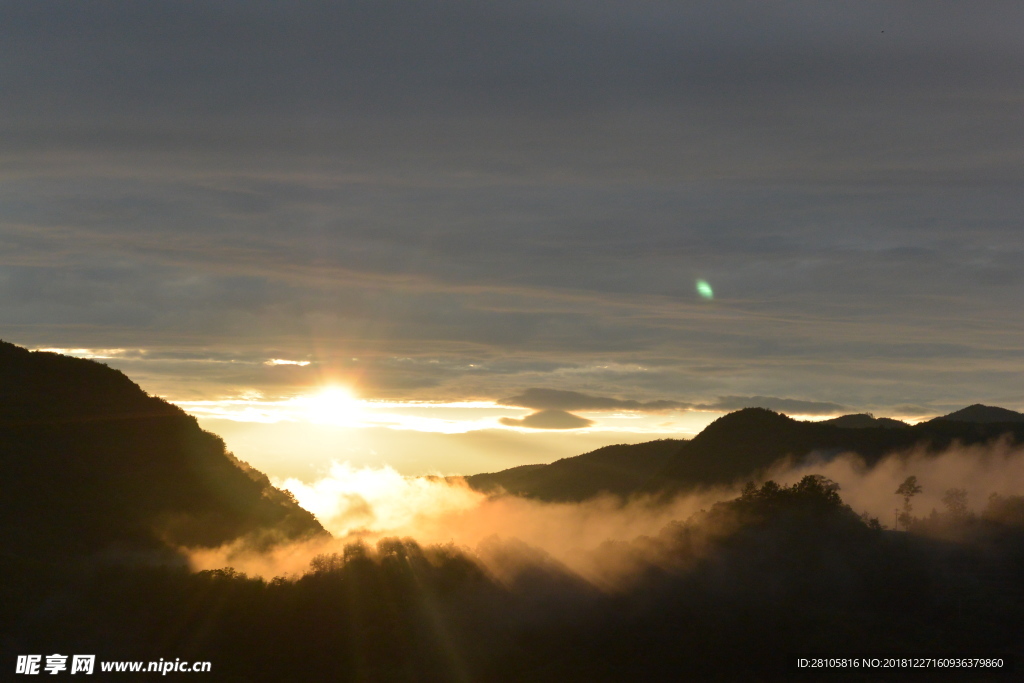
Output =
[
  {"x1": 0, "y1": 340, "x2": 327, "y2": 562},
  {"x1": 466, "y1": 405, "x2": 1024, "y2": 502},
  {"x1": 932, "y1": 403, "x2": 1024, "y2": 424},
  {"x1": 821, "y1": 413, "x2": 910, "y2": 429}
]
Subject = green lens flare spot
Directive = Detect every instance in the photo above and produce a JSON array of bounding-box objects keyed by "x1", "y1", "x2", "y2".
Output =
[{"x1": 696, "y1": 279, "x2": 714, "y2": 300}]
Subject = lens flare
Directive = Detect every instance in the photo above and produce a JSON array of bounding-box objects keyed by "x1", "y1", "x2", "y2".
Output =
[{"x1": 695, "y1": 279, "x2": 714, "y2": 300}]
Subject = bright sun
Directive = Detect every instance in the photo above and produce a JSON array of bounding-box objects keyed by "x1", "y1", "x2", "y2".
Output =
[{"x1": 301, "y1": 386, "x2": 363, "y2": 425}]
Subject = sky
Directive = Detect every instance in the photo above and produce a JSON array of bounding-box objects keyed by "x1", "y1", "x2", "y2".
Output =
[{"x1": 3, "y1": 1, "x2": 1024, "y2": 479}]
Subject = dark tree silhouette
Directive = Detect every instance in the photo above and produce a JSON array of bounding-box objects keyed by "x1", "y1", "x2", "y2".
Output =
[{"x1": 896, "y1": 475, "x2": 923, "y2": 529}]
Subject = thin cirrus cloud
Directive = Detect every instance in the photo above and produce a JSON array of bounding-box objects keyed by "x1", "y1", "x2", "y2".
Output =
[
  {"x1": 498, "y1": 388, "x2": 689, "y2": 412},
  {"x1": 498, "y1": 388, "x2": 846, "y2": 417}
]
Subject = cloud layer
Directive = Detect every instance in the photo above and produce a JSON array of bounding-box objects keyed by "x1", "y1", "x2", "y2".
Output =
[
  {"x1": 2, "y1": 2, "x2": 1024, "y2": 419},
  {"x1": 192, "y1": 440, "x2": 1024, "y2": 582}
]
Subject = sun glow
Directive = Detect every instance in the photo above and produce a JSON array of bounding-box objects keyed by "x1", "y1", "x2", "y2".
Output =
[
  {"x1": 300, "y1": 386, "x2": 363, "y2": 426},
  {"x1": 172, "y1": 392, "x2": 715, "y2": 435}
]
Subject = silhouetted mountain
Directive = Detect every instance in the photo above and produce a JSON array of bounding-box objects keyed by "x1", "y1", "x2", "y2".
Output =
[
  {"x1": 0, "y1": 341, "x2": 325, "y2": 562},
  {"x1": 821, "y1": 413, "x2": 909, "y2": 429},
  {"x1": 468, "y1": 406, "x2": 1024, "y2": 502},
  {"x1": 934, "y1": 403, "x2": 1024, "y2": 423},
  {"x1": 466, "y1": 439, "x2": 686, "y2": 500}
]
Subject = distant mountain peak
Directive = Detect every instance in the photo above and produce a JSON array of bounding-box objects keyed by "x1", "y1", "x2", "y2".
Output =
[
  {"x1": 705, "y1": 406, "x2": 793, "y2": 426},
  {"x1": 691, "y1": 407, "x2": 794, "y2": 438},
  {"x1": 821, "y1": 413, "x2": 909, "y2": 429},
  {"x1": 935, "y1": 404, "x2": 1024, "y2": 424}
]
